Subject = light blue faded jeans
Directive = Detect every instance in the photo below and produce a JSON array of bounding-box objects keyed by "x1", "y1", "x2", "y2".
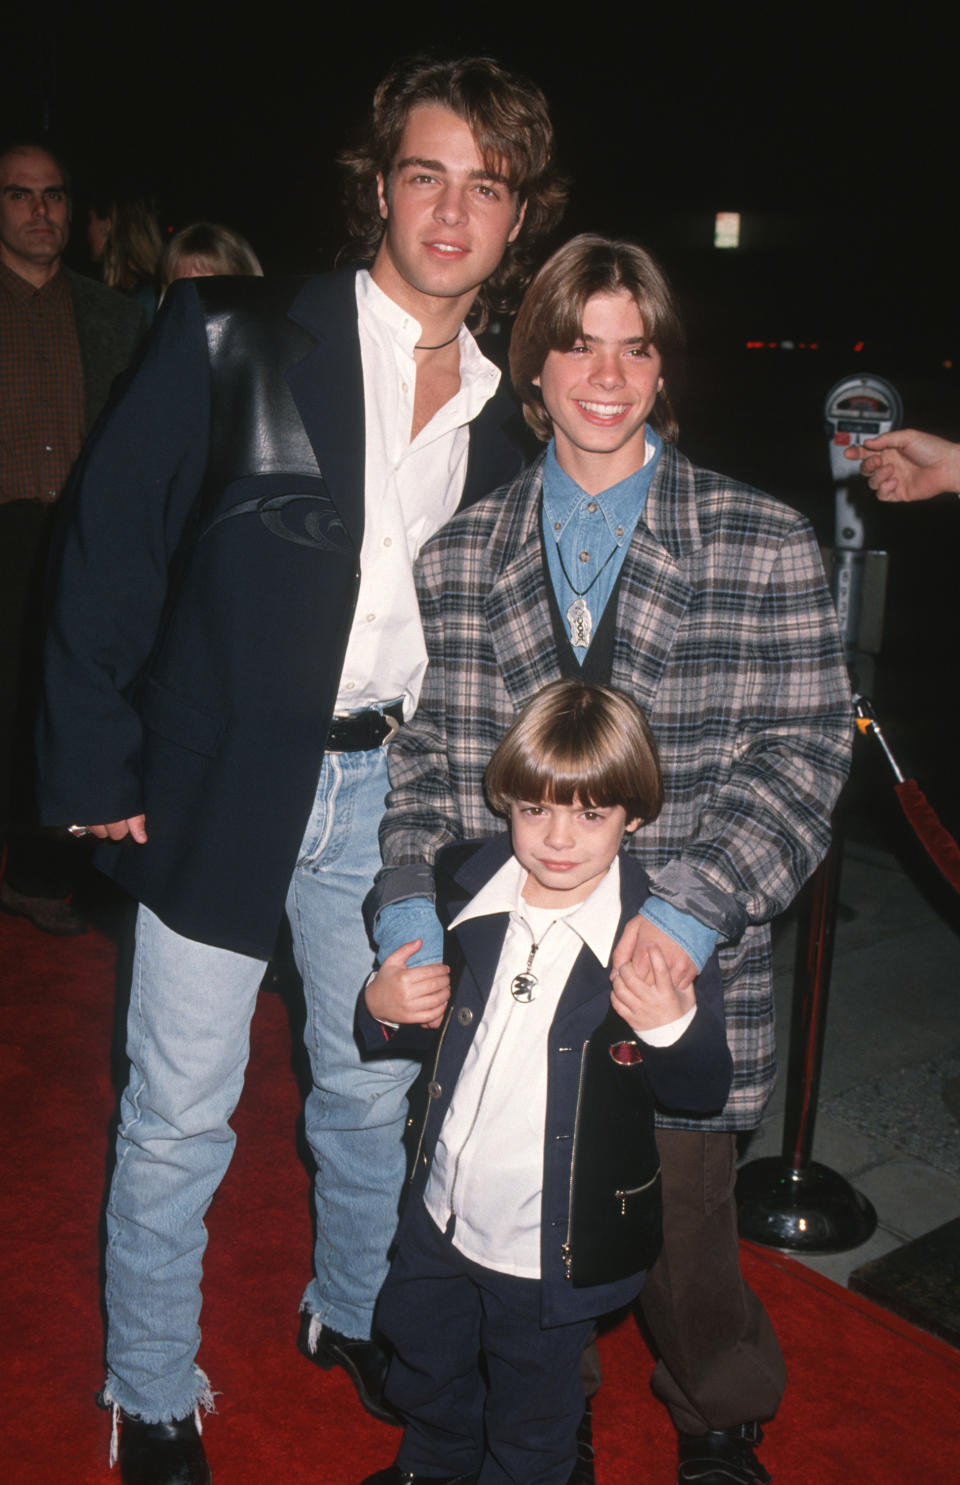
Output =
[{"x1": 103, "y1": 748, "x2": 419, "y2": 1420}]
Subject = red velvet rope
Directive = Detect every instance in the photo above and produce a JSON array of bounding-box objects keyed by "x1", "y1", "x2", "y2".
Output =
[{"x1": 895, "y1": 778, "x2": 960, "y2": 893}]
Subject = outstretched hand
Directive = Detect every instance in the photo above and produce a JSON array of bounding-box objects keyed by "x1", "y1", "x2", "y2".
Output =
[
  {"x1": 844, "y1": 429, "x2": 960, "y2": 503},
  {"x1": 365, "y1": 940, "x2": 451, "y2": 1029}
]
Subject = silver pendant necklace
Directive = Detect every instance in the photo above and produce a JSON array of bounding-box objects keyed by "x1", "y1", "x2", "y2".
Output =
[
  {"x1": 555, "y1": 542, "x2": 619, "y2": 649},
  {"x1": 510, "y1": 918, "x2": 560, "y2": 1002}
]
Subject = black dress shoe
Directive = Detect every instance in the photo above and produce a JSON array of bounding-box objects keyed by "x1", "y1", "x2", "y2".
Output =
[
  {"x1": 568, "y1": 1398, "x2": 596, "y2": 1484},
  {"x1": 360, "y1": 1469, "x2": 479, "y2": 1484},
  {"x1": 298, "y1": 1311, "x2": 400, "y2": 1424},
  {"x1": 677, "y1": 1422, "x2": 771, "y2": 1484},
  {"x1": 118, "y1": 1413, "x2": 210, "y2": 1485}
]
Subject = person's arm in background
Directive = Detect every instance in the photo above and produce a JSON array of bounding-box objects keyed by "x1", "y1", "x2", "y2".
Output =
[{"x1": 845, "y1": 429, "x2": 960, "y2": 502}]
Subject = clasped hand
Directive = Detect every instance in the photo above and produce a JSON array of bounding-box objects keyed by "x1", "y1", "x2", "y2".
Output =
[
  {"x1": 365, "y1": 940, "x2": 451, "y2": 1030},
  {"x1": 610, "y1": 916, "x2": 696, "y2": 1032}
]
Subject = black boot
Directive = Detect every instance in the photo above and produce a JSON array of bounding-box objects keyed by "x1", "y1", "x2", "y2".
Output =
[
  {"x1": 568, "y1": 1399, "x2": 596, "y2": 1484},
  {"x1": 298, "y1": 1310, "x2": 400, "y2": 1424},
  {"x1": 118, "y1": 1412, "x2": 211, "y2": 1485},
  {"x1": 360, "y1": 1469, "x2": 479, "y2": 1484},
  {"x1": 677, "y1": 1422, "x2": 771, "y2": 1484}
]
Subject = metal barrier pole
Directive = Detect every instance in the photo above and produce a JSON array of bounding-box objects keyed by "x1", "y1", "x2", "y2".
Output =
[{"x1": 736, "y1": 811, "x2": 877, "y2": 1250}]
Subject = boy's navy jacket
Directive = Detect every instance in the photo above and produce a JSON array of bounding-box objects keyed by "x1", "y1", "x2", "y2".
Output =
[{"x1": 358, "y1": 835, "x2": 732, "y2": 1327}]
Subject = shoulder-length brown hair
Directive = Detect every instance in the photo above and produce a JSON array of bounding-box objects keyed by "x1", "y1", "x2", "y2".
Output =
[
  {"x1": 510, "y1": 234, "x2": 685, "y2": 444},
  {"x1": 484, "y1": 679, "x2": 663, "y2": 825},
  {"x1": 339, "y1": 55, "x2": 567, "y2": 328}
]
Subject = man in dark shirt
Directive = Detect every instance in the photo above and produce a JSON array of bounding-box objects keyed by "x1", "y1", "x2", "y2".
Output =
[{"x1": 0, "y1": 139, "x2": 144, "y2": 933}]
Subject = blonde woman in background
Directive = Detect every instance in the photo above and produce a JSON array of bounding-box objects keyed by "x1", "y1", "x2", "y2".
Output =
[{"x1": 159, "y1": 221, "x2": 263, "y2": 297}]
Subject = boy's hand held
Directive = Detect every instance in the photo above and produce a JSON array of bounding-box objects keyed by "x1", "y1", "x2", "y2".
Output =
[
  {"x1": 611, "y1": 944, "x2": 695, "y2": 1033},
  {"x1": 611, "y1": 915, "x2": 696, "y2": 990},
  {"x1": 364, "y1": 939, "x2": 451, "y2": 1027}
]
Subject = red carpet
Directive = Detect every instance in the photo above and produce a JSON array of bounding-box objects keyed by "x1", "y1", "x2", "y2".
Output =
[{"x1": 3, "y1": 910, "x2": 958, "y2": 1483}]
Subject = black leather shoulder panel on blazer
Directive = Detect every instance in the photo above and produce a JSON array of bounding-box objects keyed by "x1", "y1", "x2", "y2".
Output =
[{"x1": 195, "y1": 277, "x2": 321, "y2": 500}]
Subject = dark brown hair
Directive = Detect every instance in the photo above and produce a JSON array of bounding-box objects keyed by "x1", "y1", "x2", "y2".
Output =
[
  {"x1": 339, "y1": 55, "x2": 567, "y2": 326},
  {"x1": 510, "y1": 234, "x2": 685, "y2": 443},
  {"x1": 0, "y1": 138, "x2": 71, "y2": 197},
  {"x1": 484, "y1": 680, "x2": 662, "y2": 824}
]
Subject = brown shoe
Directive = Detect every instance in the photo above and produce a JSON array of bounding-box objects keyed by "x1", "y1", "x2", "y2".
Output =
[{"x1": 0, "y1": 880, "x2": 87, "y2": 936}]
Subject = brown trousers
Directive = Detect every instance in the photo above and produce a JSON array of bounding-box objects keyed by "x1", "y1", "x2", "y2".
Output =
[
  {"x1": 582, "y1": 1128, "x2": 785, "y2": 1436},
  {"x1": 638, "y1": 1128, "x2": 786, "y2": 1434}
]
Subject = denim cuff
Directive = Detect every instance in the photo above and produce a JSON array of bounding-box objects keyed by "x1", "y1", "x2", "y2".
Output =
[
  {"x1": 639, "y1": 897, "x2": 719, "y2": 973},
  {"x1": 373, "y1": 896, "x2": 444, "y2": 967},
  {"x1": 646, "y1": 860, "x2": 746, "y2": 941}
]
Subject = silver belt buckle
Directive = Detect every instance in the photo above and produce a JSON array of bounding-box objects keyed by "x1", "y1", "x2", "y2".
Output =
[{"x1": 381, "y1": 711, "x2": 401, "y2": 745}]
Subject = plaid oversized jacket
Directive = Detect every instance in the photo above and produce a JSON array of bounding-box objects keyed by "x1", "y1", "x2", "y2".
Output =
[{"x1": 378, "y1": 446, "x2": 853, "y2": 1132}]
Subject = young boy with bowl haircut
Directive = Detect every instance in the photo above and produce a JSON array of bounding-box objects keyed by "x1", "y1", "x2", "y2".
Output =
[{"x1": 359, "y1": 678, "x2": 732, "y2": 1485}]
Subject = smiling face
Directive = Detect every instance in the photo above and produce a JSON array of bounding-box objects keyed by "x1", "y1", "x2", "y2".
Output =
[
  {"x1": 510, "y1": 797, "x2": 640, "y2": 908},
  {"x1": 534, "y1": 289, "x2": 663, "y2": 493},
  {"x1": 0, "y1": 147, "x2": 71, "y2": 287},
  {"x1": 371, "y1": 103, "x2": 525, "y2": 324}
]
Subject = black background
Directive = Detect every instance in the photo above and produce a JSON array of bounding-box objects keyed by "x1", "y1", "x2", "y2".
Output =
[{"x1": 6, "y1": 7, "x2": 958, "y2": 829}]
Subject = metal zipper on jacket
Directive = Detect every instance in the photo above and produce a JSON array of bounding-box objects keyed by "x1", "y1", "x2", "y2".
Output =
[
  {"x1": 409, "y1": 1003, "x2": 454, "y2": 1183},
  {"x1": 561, "y1": 1036, "x2": 591, "y2": 1280},
  {"x1": 614, "y1": 1165, "x2": 662, "y2": 1216}
]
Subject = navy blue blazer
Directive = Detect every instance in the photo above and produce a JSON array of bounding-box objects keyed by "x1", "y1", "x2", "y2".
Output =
[
  {"x1": 38, "y1": 270, "x2": 529, "y2": 957},
  {"x1": 358, "y1": 836, "x2": 733, "y2": 1326}
]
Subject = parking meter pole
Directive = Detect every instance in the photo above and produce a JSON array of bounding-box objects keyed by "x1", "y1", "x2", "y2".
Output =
[{"x1": 832, "y1": 487, "x2": 865, "y2": 660}]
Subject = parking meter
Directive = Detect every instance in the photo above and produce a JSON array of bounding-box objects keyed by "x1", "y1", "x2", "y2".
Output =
[
  {"x1": 825, "y1": 375, "x2": 903, "y2": 545},
  {"x1": 823, "y1": 375, "x2": 900, "y2": 685}
]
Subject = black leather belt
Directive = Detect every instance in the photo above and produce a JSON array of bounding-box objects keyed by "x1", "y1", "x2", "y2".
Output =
[{"x1": 325, "y1": 700, "x2": 404, "y2": 753}]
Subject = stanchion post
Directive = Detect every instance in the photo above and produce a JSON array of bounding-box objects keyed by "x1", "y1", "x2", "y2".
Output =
[{"x1": 736, "y1": 806, "x2": 877, "y2": 1251}]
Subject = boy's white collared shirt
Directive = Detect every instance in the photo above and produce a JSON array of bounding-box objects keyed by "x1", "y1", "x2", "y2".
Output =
[{"x1": 424, "y1": 854, "x2": 694, "y2": 1278}]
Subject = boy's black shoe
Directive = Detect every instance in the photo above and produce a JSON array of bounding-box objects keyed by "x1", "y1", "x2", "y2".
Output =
[
  {"x1": 360, "y1": 1470, "x2": 479, "y2": 1484},
  {"x1": 677, "y1": 1422, "x2": 771, "y2": 1484},
  {"x1": 117, "y1": 1413, "x2": 210, "y2": 1485},
  {"x1": 568, "y1": 1399, "x2": 596, "y2": 1484},
  {"x1": 298, "y1": 1312, "x2": 400, "y2": 1424}
]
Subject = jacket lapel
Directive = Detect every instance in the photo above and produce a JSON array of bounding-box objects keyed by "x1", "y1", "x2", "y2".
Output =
[
  {"x1": 454, "y1": 912, "x2": 510, "y2": 1006},
  {"x1": 462, "y1": 381, "x2": 530, "y2": 509},
  {"x1": 552, "y1": 854, "x2": 652, "y2": 1033},
  {"x1": 611, "y1": 444, "x2": 697, "y2": 708},
  {"x1": 285, "y1": 270, "x2": 365, "y2": 553},
  {"x1": 483, "y1": 459, "x2": 565, "y2": 712},
  {"x1": 552, "y1": 942, "x2": 612, "y2": 1034},
  {"x1": 446, "y1": 836, "x2": 513, "y2": 1005}
]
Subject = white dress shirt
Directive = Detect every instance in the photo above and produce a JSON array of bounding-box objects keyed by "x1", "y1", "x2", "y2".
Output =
[
  {"x1": 333, "y1": 271, "x2": 501, "y2": 718},
  {"x1": 424, "y1": 855, "x2": 693, "y2": 1278}
]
